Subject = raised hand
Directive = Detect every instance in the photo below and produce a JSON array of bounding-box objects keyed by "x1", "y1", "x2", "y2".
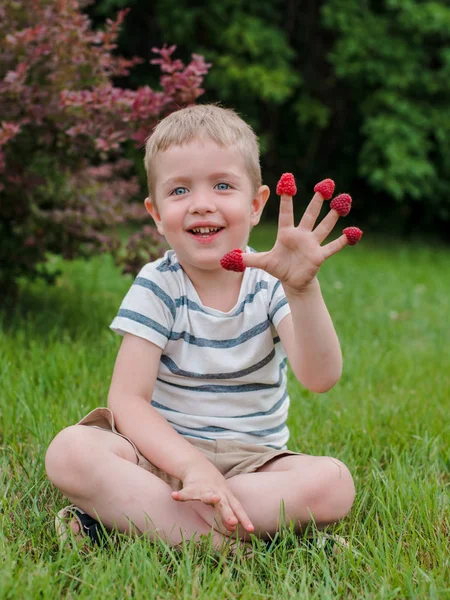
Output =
[
  {"x1": 171, "y1": 467, "x2": 254, "y2": 534},
  {"x1": 221, "y1": 174, "x2": 362, "y2": 295}
]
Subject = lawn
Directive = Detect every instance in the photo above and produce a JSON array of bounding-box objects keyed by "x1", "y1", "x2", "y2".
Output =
[{"x1": 1, "y1": 224, "x2": 449, "y2": 599}]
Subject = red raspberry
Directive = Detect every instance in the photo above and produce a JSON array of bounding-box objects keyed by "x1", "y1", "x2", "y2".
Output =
[
  {"x1": 276, "y1": 173, "x2": 297, "y2": 196},
  {"x1": 314, "y1": 178, "x2": 335, "y2": 200},
  {"x1": 343, "y1": 227, "x2": 363, "y2": 246},
  {"x1": 220, "y1": 248, "x2": 245, "y2": 272},
  {"x1": 330, "y1": 193, "x2": 352, "y2": 217}
]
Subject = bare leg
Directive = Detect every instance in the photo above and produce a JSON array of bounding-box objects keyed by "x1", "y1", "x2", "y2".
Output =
[
  {"x1": 45, "y1": 425, "x2": 230, "y2": 548},
  {"x1": 194, "y1": 455, "x2": 355, "y2": 539},
  {"x1": 46, "y1": 427, "x2": 354, "y2": 545}
]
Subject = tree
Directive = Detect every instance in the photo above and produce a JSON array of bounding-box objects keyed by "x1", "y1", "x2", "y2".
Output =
[{"x1": 323, "y1": 0, "x2": 450, "y2": 228}]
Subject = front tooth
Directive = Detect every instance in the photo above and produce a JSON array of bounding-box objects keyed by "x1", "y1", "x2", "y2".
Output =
[{"x1": 192, "y1": 227, "x2": 219, "y2": 233}]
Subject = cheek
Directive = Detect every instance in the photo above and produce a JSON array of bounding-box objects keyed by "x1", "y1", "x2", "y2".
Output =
[
  {"x1": 160, "y1": 208, "x2": 183, "y2": 236},
  {"x1": 227, "y1": 198, "x2": 252, "y2": 218}
]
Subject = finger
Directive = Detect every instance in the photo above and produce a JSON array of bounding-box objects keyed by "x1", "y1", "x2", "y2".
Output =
[
  {"x1": 276, "y1": 172, "x2": 297, "y2": 228},
  {"x1": 321, "y1": 234, "x2": 348, "y2": 259},
  {"x1": 200, "y1": 493, "x2": 221, "y2": 505},
  {"x1": 278, "y1": 193, "x2": 295, "y2": 230},
  {"x1": 299, "y1": 192, "x2": 325, "y2": 231},
  {"x1": 241, "y1": 249, "x2": 270, "y2": 271},
  {"x1": 313, "y1": 208, "x2": 340, "y2": 243},
  {"x1": 215, "y1": 499, "x2": 240, "y2": 531},
  {"x1": 172, "y1": 490, "x2": 197, "y2": 502},
  {"x1": 172, "y1": 489, "x2": 220, "y2": 503},
  {"x1": 228, "y1": 496, "x2": 254, "y2": 533}
]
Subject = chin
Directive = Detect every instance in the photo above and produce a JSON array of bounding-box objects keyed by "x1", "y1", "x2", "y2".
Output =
[
  {"x1": 196, "y1": 258, "x2": 223, "y2": 271},
  {"x1": 177, "y1": 254, "x2": 220, "y2": 271}
]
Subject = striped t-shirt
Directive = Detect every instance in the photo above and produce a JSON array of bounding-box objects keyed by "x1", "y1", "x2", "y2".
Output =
[{"x1": 110, "y1": 249, "x2": 292, "y2": 449}]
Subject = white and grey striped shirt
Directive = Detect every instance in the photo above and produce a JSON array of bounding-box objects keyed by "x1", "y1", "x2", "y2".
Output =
[{"x1": 110, "y1": 249, "x2": 292, "y2": 449}]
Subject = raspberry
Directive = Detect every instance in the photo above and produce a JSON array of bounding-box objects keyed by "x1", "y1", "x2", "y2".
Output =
[
  {"x1": 343, "y1": 227, "x2": 363, "y2": 246},
  {"x1": 276, "y1": 173, "x2": 297, "y2": 196},
  {"x1": 220, "y1": 248, "x2": 245, "y2": 272},
  {"x1": 330, "y1": 193, "x2": 352, "y2": 217},
  {"x1": 314, "y1": 178, "x2": 335, "y2": 200}
]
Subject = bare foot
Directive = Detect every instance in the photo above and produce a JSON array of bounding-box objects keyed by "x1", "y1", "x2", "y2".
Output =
[{"x1": 69, "y1": 515, "x2": 81, "y2": 535}]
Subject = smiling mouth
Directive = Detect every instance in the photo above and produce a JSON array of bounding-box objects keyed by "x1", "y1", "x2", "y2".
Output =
[{"x1": 188, "y1": 226, "x2": 224, "y2": 237}]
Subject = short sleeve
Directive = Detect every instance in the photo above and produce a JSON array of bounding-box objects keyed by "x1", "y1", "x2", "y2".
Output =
[
  {"x1": 268, "y1": 279, "x2": 291, "y2": 328},
  {"x1": 110, "y1": 263, "x2": 175, "y2": 349}
]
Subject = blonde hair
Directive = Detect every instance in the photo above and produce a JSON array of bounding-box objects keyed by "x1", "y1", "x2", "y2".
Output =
[{"x1": 144, "y1": 104, "x2": 261, "y2": 197}]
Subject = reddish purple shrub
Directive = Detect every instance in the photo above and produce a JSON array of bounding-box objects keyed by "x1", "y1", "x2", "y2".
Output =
[{"x1": 0, "y1": 0, "x2": 211, "y2": 298}]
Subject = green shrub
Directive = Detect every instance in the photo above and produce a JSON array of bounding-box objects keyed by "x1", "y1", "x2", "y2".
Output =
[{"x1": 0, "y1": 0, "x2": 211, "y2": 298}]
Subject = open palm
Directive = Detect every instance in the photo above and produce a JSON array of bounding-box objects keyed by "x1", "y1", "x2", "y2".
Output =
[{"x1": 245, "y1": 185, "x2": 349, "y2": 294}]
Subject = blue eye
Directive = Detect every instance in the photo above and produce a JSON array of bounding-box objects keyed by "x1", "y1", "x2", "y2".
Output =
[
  {"x1": 216, "y1": 183, "x2": 231, "y2": 191},
  {"x1": 171, "y1": 187, "x2": 188, "y2": 196}
]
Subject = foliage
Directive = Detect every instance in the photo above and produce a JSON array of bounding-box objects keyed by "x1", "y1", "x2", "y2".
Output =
[
  {"x1": 88, "y1": 0, "x2": 450, "y2": 233},
  {"x1": 322, "y1": 0, "x2": 450, "y2": 225},
  {"x1": 0, "y1": 0, "x2": 211, "y2": 297}
]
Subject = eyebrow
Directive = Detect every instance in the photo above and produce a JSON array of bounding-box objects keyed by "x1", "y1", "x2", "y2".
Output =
[
  {"x1": 209, "y1": 171, "x2": 242, "y2": 181},
  {"x1": 161, "y1": 176, "x2": 190, "y2": 189}
]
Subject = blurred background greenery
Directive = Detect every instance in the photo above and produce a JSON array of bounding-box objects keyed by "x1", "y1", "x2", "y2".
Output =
[
  {"x1": 2, "y1": 0, "x2": 449, "y2": 298},
  {"x1": 87, "y1": 0, "x2": 450, "y2": 236}
]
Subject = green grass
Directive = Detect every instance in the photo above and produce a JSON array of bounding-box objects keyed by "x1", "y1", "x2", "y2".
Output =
[{"x1": 1, "y1": 226, "x2": 449, "y2": 599}]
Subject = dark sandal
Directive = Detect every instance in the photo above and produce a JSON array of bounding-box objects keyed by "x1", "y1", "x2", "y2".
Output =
[{"x1": 55, "y1": 505, "x2": 109, "y2": 546}]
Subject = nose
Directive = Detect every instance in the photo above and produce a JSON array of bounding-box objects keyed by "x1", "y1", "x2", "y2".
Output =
[{"x1": 188, "y1": 190, "x2": 217, "y2": 214}]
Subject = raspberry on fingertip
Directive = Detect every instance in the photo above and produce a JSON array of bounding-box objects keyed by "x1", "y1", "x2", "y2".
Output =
[
  {"x1": 331, "y1": 193, "x2": 352, "y2": 216},
  {"x1": 343, "y1": 226, "x2": 363, "y2": 245},
  {"x1": 314, "y1": 178, "x2": 335, "y2": 200},
  {"x1": 220, "y1": 248, "x2": 245, "y2": 272},
  {"x1": 276, "y1": 173, "x2": 297, "y2": 196}
]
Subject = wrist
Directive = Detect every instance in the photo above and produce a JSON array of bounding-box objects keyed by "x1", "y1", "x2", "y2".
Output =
[
  {"x1": 178, "y1": 455, "x2": 222, "y2": 482},
  {"x1": 283, "y1": 276, "x2": 320, "y2": 299}
]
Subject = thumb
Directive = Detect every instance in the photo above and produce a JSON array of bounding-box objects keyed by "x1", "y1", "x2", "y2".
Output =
[
  {"x1": 242, "y1": 249, "x2": 270, "y2": 271},
  {"x1": 172, "y1": 488, "x2": 194, "y2": 502}
]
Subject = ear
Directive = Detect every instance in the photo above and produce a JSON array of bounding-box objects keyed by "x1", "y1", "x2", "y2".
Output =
[
  {"x1": 250, "y1": 185, "x2": 270, "y2": 227},
  {"x1": 144, "y1": 197, "x2": 164, "y2": 235}
]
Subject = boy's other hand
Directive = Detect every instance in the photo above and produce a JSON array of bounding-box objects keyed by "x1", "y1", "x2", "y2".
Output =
[
  {"x1": 172, "y1": 469, "x2": 254, "y2": 533},
  {"x1": 241, "y1": 175, "x2": 361, "y2": 295}
]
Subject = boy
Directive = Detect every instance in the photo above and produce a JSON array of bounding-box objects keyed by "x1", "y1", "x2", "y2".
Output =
[{"x1": 45, "y1": 104, "x2": 356, "y2": 549}]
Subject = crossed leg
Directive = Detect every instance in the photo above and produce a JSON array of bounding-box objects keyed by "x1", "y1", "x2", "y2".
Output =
[
  {"x1": 195, "y1": 455, "x2": 355, "y2": 540},
  {"x1": 45, "y1": 425, "x2": 355, "y2": 547}
]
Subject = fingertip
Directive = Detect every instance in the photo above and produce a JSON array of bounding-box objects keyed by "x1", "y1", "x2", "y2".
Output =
[
  {"x1": 220, "y1": 248, "x2": 246, "y2": 272},
  {"x1": 276, "y1": 173, "x2": 297, "y2": 196},
  {"x1": 330, "y1": 193, "x2": 352, "y2": 217},
  {"x1": 314, "y1": 178, "x2": 335, "y2": 200},
  {"x1": 342, "y1": 226, "x2": 363, "y2": 246}
]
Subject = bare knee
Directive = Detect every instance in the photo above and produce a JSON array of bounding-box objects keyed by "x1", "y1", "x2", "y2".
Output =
[
  {"x1": 326, "y1": 458, "x2": 355, "y2": 518},
  {"x1": 46, "y1": 426, "x2": 86, "y2": 485},
  {"x1": 304, "y1": 457, "x2": 355, "y2": 525},
  {"x1": 45, "y1": 424, "x2": 134, "y2": 503},
  {"x1": 46, "y1": 423, "x2": 138, "y2": 495}
]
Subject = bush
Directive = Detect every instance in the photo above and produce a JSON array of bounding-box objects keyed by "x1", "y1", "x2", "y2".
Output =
[{"x1": 0, "y1": 0, "x2": 211, "y2": 299}]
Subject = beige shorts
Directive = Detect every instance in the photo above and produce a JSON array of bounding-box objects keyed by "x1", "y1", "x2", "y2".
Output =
[{"x1": 78, "y1": 407, "x2": 300, "y2": 491}]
